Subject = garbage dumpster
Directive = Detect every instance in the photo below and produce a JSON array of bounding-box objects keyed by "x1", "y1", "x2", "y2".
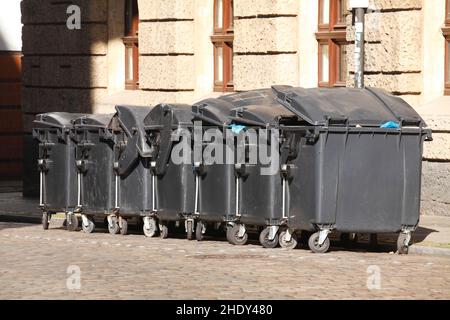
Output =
[
  {"x1": 71, "y1": 114, "x2": 115, "y2": 234},
  {"x1": 191, "y1": 98, "x2": 238, "y2": 243},
  {"x1": 143, "y1": 104, "x2": 196, "y2": 239},
  {"x1": 272, "y1": 85, "x2": 432, "y2": 254},
  {"x1": 109, "y1": 105, "x2": 154, "y2": 235},
  {"x1": 225, "y1": 89, "x2": 299, "y2": 248},
  {"x1": 33, "y1": 112, "x2": 86, "y2": 231}
]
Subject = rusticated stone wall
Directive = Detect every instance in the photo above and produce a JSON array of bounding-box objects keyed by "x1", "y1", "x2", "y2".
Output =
[
  {"x1": 233, "y1": 0, "x2": 299, "y2": 91},
  {"x1": 137, "y1": 0, "x2": 195, "y2": 104},
  {"x1": 346, "y1": 0, "x2": 423, "y2": 107},
  {"x1": 21, "y1": 0, "x2": 111, "y2": 196}
]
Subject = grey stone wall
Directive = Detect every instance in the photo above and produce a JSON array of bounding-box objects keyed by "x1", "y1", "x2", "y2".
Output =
[
  {"x1": 138, "y1": 0, "x2": 195, "y2": 104},
  {"x1": 21, "y1": 0, "x2": 110, "y2": 196},
  {"x1": 233, "y1": 0, "x2": 299, "y2": 91},
  {"x1": 346, "y1": 0, "x2": 423, "y2": 107}
]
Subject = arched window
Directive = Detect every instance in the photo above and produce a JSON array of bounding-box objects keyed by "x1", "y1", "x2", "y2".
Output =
[
  {"x1": 123, "y1": 0, "x2": 139, "y2": 90},
  {"x1": 316, "y1": 0, "x2": 348, "y2": 87},
  {"x1": 211, "y1": 0, "x2": 234, "y2": 92}
]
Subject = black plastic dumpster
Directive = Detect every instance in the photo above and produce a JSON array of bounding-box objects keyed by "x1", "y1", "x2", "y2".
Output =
[
  {"x1": 225, "y1": 89, "x2": 300, "y2": 248},
  {"x1": 71, "y1": 114, "x2": 115, "y2": 234},
  {"x1": 272, "y1": 86, "x2": 432, "y2": 254},
  {"x1": 191, "y1": 98, "x2": 239, "y2": 242},
  {"x1": 143, "y1": 104, "x2": 196, "y2": 240},
  {"x1": 109, "y1": 105, "x2": 154, "y2": 235},
  {"x1": 33, "y1": 112, "x2": 86, "y2": 231}
]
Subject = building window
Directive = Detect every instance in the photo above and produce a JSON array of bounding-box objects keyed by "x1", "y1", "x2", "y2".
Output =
[
  {"x1": 316, "y1": 0, "x2": 348, "y2": 87},
  {"x1": 444, "y1": 0, "x2": 450, "y2": 95},
  {"x1": 211, "y1": 0, "x2": 234, "y2": 92},
  {"x1": 123, "y1": 0, "x2": 139, "y2": 90}
]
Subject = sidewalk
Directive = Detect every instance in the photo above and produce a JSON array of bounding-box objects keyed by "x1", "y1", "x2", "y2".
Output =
[{"x1": 0, "y1": 192, "x2": 449, "y2": 255}]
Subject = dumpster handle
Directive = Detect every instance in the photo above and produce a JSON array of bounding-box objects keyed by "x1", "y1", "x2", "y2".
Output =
[
  {"x1": 194, "y1": 173, "x2": 199, "y2": 215},
  {"x1": 151, "y1": 162, "x2": 156, "y2": 212},
  {"x1": 115, "y1": 173, "x2": 120, "y2": 209},
  {"x1": 282, "y1": 174, "x2": 286, "y2": 219},
  {"x1": 39, "y1": 170, "x2": 44, "y2": 207},
  {"x1": 235, "y1": 176, "x2": 240, "y2": 217},
  {"x1": 77, "y1": 172, "x2": 82, "y2": 207}
]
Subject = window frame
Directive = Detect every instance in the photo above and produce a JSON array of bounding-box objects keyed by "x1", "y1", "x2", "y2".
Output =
[
  {"x1": 444, "y1": 0, "x2": 450, "y2": 95},
  {"x1": 123, "y1": 0, "x2": 139, "y2": 90},
  {"x1": 212, "y1": 0, "x2": 234, "y2": 92},
  {"x1": 446, "y1": 0, "x2": 450, "y2": 25},
  {"x1": 316, "y1": 0, "x2": 348, "y2": 88}
]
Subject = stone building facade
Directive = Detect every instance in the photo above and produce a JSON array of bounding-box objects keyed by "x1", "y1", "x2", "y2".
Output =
[{"x1": 20, "y1": 0, "x2": 450, "y2": 215}]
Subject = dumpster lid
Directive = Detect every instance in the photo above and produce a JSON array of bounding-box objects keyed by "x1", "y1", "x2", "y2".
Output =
[
  {"x1": 272, "y1": 86, "x2": 425, "y2": 127},
  {"x1": 113, "y1": 105, "x2": 153, "y2": 156},
  {"x1": 223, "y1": 89, "x2": 297, "y2": 126},
  {"x1": 73, "y1": 114, "x2": 115, "y2": 128},
  {"x1": 144, "y1": 104, "x2": 194, "y2": 129},
  {"x1": 192, "y1": 98, "x2": 236, "y2": 126},
  {"x1": 34, "y1": 112, "x2": 86, "y2": 129}
]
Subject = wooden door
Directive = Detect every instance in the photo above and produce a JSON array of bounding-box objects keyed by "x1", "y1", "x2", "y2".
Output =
[{"x1": 0, "y1": 51, "x2": 23, "y2": 180}]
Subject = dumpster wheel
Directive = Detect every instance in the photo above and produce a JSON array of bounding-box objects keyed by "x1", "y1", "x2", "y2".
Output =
[
  {"x1": 308, "y1": 231, "x2": 330, "y2": 253},
  {"x1": 186, "y1": 220, "x2": 194, "y2": 240},
  {"x1": 66, "y1": 213, "x2": 79, "y2": 232},
  {"x1": 143, "y1": 217, "x2": 157, "y2": 237},
  {"x1": 397, "y1": 233, "x2": 410, "y2": 255},
  {"x1": 227, "y1": 224, "x2": 248, "y2": 246},
  {"x1": 108, "y1": 216, "x2": 120, "y2": 235},
  {"x1": 119, "y1": 218, "x2": 128, "y2": 236},
  {"x1": 279, "y1": 231, "x2": 298, "y2": 250},
  {"x1": 82, "y1": 216, "x2": 95, "y2": 234},
  {"x1": 159, "y1": 223, "x2": 169, "y2": 239},
  {"x1": 196, "y1": 221, "x2": 205, "y2": 241},
  {"x1": 259, "y1": 227, "x2": 279, "y2": 248},
  {"x1": 42, "y1": 212, "x2": 49, "y2": 230}
]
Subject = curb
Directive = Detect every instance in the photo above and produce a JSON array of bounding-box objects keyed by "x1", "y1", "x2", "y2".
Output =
[{"x1": 409, "y1": 245, "x2": 450, "y2": 257}]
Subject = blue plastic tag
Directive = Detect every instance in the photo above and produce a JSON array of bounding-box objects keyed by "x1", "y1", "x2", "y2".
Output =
[
  {"x1": 229, "y1": 124, "x2": 247, "y2": 134},
  {"x1": 380, "y1": 121, "x2": 400, "y2": 129}
]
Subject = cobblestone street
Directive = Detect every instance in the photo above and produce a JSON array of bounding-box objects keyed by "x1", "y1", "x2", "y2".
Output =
[{"x1": 0, "y1": 221, "x2": 449, "y2": 300}]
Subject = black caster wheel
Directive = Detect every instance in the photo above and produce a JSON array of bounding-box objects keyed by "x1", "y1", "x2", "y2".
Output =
[
  {"x1": 186, "y1": 220, "x2": 194, "y2": 240},
  {"x1": 120, "y1": 217, "x2": 128, "y2": 236},
  {"x1": 397, "y1": 233, "x2": 410, "y2": 255},
  {"x1": 196, "y1": 221, "x2": 205, "y2": 241},
  {"x1": 279, "y1": 230, "x2": 298, "y2": 250},
  {"x1": 42, "y1": 212, "x2": 49, "y2": 230},
  {"x1": 108, "y1": 216, "x2": 120, "y2": 235},
  {"x1": 143, "y1": 217, "x2": 157, "y2": 237},
  {"x1": 259, "y1": 227, "x2": 279, "y2": 248},
  {"x1": 66, "y1": 213, "x2": 79, "y2": 232},
  {"x1": 308, "y1": 231, "x2": 330, "y2": 254},
  {"x1": 82, "y1": 216, "x2": 95, "y2": 234},
  {"x1": 228, "y1": 224, "x2": 248, "y2": 246},
  {"x1": 159, "y1": 223, "x2": 169, "y2": 239}
]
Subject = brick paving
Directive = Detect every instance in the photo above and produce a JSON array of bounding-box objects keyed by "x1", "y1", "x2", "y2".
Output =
[{"x1": 0, "y1": 222, "x2": 449, "y2": 300}]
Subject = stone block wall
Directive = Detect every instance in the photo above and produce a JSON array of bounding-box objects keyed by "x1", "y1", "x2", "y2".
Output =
[
  {"x1": 233, "y1": 0, "x2": 299, "y2": 91},
  {"x1": 137, "y1": 0, "x2": 195, "y2": 104},
  {"x1": 419, "y1": 102, "x2": 450, "y2": 217},
  {"x1": 21, "y1": 0, "x2": 111, "y2": 196},
  {"x1": 346, "y1": 0, "x2": 423, "y2": 107}
]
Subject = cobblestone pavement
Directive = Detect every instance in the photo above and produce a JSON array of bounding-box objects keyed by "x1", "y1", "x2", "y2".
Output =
[{"x1": 0, "y1": 222, "x2": 449, "y2": 300}]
